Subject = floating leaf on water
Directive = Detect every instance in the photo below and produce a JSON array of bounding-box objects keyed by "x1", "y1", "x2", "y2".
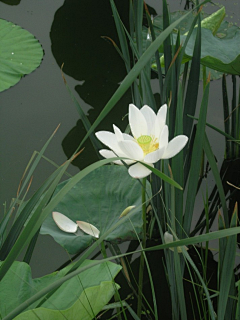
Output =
[
  {"x1": 0, "y1": 18, "x2": 43, "y2": 92},
  {"x1": 76, "y1": 221, "x2": 100, "y2": 238},
  {"x1": 52, "y1": 211, "x2": 78, "y2": 233}
]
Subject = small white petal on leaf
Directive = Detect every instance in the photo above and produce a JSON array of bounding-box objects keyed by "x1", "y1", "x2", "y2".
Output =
[
  {"x1": 77, "y1": 221, "x2": 100, "y2": 238},
  {"x1": 52, "y1": 211, "x2": 78, "y2": 233}
]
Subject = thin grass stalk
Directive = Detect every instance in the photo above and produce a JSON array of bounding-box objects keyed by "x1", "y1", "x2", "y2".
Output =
[
  {"x1": 203, "y1": 134, "x2": 229, "y2": 227},
  {"x1": 0, "y1": 125, "x2": 60, "y2": 238},
  {"x1": 170, "y1": 175, "x2": 187, "y2": 319},
  {"x1": 23, "y1": 228, "x2": 40, "y2": 264},
  {"x1": 172, "y1": 84, "x2": 184, "y2": 237},
  {"x1": 231, "y1": 75, "x2": 237, "y2": 158},
  {"x1": 182, "y1": 8, "x2": 201, "y2": 140},
  {"x1": 183, "y1": 76, "x2": 210, "y2": 234},
  {"x1": 222, "y1": 74, "x2": 231, "y2": 158},
  {"x1": 6, "y1": 223, "x2": 240, "y2": 320},
  {"x1": 217, "y1": 203, "x2": 238, "y2": 320},
  {"x1": 100, "y1": 242, "x2": 126, "y2": 320},
  {"x1": 0, "y1": 166, "x2": 63, "y2": 260},
  {"x1": 203, "y1": 189, "x2": 209, "y2": 284},
  {"x1": 75, "y1": 2, "x2": 211, "y2": 152},
  {"x1": 162, "y1": 0, "x2": 172, "y2": 74},
  {"x1": 127, "y1": 218, "x2": 158, "y2": 319},
  {"x1": 137, "y1": 177, "x2": 147, "y2": 318},
  {"x1": 0, "y1": 161, "x2": 70, "y2": 281},
  {"x1": 236, "y1": 80, "x2": 240, "y2": 157},
  {"x1": 144, "y1": 4, "x2": 163, "y2": 105}
]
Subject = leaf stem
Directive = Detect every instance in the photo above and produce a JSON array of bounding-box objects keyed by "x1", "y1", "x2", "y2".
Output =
[{"x1": 137, "y1": 177, "x2": 147, "y2": 318}]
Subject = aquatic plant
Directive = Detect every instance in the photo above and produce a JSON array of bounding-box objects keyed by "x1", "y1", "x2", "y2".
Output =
[
  {"x1": 0, "y1": 18, "x2": 43, "y2": 92},
  {"x1": 1, "y1": 0, "x2": 240, "y2": 319}
]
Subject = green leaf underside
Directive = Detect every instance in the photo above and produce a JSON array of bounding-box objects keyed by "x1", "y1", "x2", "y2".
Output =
[
  {"x1": 148, "y1": 11, "x2": 240, "y2": 75},
  {"x1": 41, "y1": 165, "x2": 151, "y2": 254},
  {"x1": 0, "y1": 19, "x2": 43, "y2": 92},
  {"x1": 0, "y1": 259, "x2": 121, "y2": 318},
  {"x1": 14, "y1": 281, "x2": 119, "y2": 320}
]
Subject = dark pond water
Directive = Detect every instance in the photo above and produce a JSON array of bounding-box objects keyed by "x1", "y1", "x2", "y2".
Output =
[{"x1": 0, "y1": 0, "x2": 240, "y2": 300}]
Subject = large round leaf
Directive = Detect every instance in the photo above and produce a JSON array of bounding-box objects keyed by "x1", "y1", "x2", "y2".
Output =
[
  {"x1": 0, "y1": 19, "x2": 43, "y2": 92},
  {"x1": 41, "y1": 165, "x2": 151, "y2": 254},
  {"x1": 0, "y1": 260, "x2": 121, "y2": 318},
  {"x1": 149, "y1": 10, "x2": 240, "y2": 76}
]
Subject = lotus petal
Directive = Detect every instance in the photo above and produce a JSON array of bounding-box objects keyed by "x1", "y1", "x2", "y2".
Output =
[
  {"x1": 155, "y1": 104, "x2": 167, "y2": 138},
  {"x1": 77, "y1": 221, "x2": 100, "y2": 238},
  {"x1": 52, "y1": 211, "x2": 78, "y2": 233},
  {"x1": 162, "y1": 135, "x2": 188, "y2": 159},
  {"x1": 119, "y1": 140, "x2": 144, "y2": 161},
  {"x1": 129, "y1": 104, "x2": 148, "y2": 138},
  {"x1": 128, "y1": 162, "x2": 153, "y2": 179},
  {"x1": 140, "y1": 105, "x2": 156, "y2": 135}
]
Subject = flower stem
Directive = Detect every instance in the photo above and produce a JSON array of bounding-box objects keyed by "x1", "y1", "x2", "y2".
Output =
[{"x1": 137, "y1": 177, "x2": 147, "y2": 318}]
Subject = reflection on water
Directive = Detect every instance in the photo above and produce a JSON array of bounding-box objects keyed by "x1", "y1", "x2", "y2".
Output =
[
  {"x1": 50, "y1": 0, "x2": 133, "y2": 169},
  {"x1": 0, "y1": 0, "x2": 21, "y2": 5}
]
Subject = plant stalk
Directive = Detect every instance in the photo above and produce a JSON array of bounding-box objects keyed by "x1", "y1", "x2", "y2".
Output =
[{"x1": 137, "y1": 177, "x2": 147, "y2": 318}]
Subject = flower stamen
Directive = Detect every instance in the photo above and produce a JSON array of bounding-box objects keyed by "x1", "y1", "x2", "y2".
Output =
[{"x1": 137, "y1": 135, "x2": 159, "y2": 155}]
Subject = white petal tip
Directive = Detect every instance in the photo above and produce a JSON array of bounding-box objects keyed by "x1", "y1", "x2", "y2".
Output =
[
  {"x1": 77, "y1": 221, "x2": 100, "y2": 238},
  {"x1": 52, "y1": 211, "x2": 78, "y2": 233}
]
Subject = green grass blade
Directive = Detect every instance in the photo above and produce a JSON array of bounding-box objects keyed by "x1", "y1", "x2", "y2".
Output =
[
  {"x1": 217, "y1": 204, "x2": 238, "y2": 320},
  {"x1": 183, "y1": 79, "x2": 210, "y2": 234},
  {"x1": 222, "y1": 74, "x2": 231, "y2": 158},
  {"x1": 110, "y1": 0, "x2": 131, "y2": 72},
  {"x1": 60, "y1": 69, "x2": 102, "y2": 154},
  {"x1": 231, "y1": 75, "x2": 237, "y2": 157},
  {"x1": 162, "y1": 0, "x2": 172, "y2": 74},
  {"x1": 0, "y1": 126, "x2": 60, "y2": 235},
  {"x1": 78, "y1": 8, "x2": 199, "y2": 149},
  {"x1": 172, "y1": 83, "x2": 184, "y2": 236},
  {"x1": 0, "y1": 161, "x2": 70, "y2": 281},
  {"x1": 134, "y1": 0, "x2": 143, "y2": 56},
  {"x1": 145, "y1": 6, "x2": 163, "y2": 104},
  {"x1": 183, "y1": 9, "x2": 201, "y2": 140},
  {"x1": 203, "y1": 134, "x2": 229, "y2": 227},
  {"x1": 0, "y1": 167, "x2": 62, "y2": 260}
]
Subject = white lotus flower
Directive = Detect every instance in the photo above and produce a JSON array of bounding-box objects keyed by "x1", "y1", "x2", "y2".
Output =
[{"x1": 95, "y1": 104, "x2": 188, "y2": 178}]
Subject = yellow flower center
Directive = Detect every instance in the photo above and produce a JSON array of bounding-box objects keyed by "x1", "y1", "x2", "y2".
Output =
[{"x1": 137, "y1": 135, "x2": 159, "y2": 156}]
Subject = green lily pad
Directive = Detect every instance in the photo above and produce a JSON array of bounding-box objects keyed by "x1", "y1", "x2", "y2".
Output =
[
  {"x1": 41, "y1": 165, "x2": 151, "y2": 254},
  {"x1": 15, "y1": 281, "x2": 119, "y2": 320},
  {"x1": 0, "y1": 19, "x2": 43, "y2": 92},
  {"x1": 0, "y1": 259, "x2": 121, "y2": 318},
  {"x1": 148, "y1": 10, "x2": 240, "y2": 76}
]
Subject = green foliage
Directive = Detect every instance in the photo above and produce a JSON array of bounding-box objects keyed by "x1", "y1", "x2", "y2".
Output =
[
  {"x1": 150, "y1": 9, "x2": 240, "y2": 76},
  {"x1": 0, "y1": 260, "x2": 121, "y2": 319},
  {"x1": 14, "y1": 281, "x2": 119, "y2": 320},
  {"x1": 41, "y1": 165, "x2": 151, "y2": 254},
  {"x1": 0, "y1": 18, "x2": 43, "y2": 92}
]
